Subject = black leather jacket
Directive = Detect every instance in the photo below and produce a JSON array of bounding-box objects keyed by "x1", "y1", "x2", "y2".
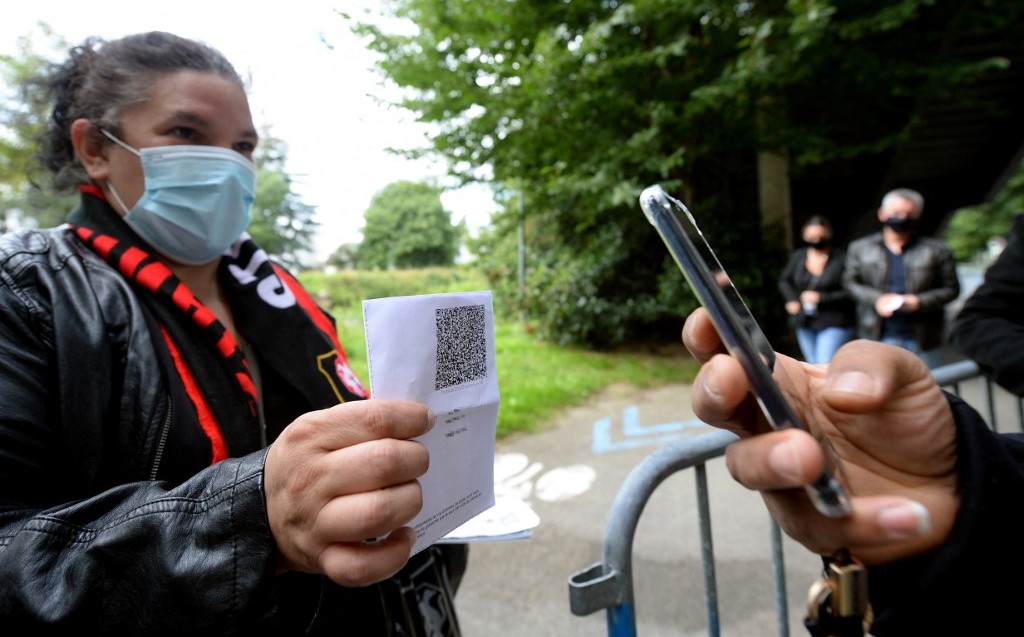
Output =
[
  {"x1": 0, "y1": 193, "x2": 468, "y2": 635},
  {"x1": 777, "y1": 247, "x2": 855, "y2": 330},
  {"x1": 843, "y1": 231, "x2": 960, "y2": 350},
  {"x1": 0, "y1": 223, "x2": 282, "y2": 633}
]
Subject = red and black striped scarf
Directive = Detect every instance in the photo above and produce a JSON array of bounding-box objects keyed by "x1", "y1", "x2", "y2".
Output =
[{"x1": 68, "y1": 186, "x2": 368, "y2": 464}]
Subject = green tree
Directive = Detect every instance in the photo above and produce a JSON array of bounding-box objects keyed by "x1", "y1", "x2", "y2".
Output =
[
  {"x1": 1, "y1": 24, "x2": 76, "y2": 231},
  {"x1": 351, "y1": 0, "x2": 1024, "y2": 346},
  {"x1": 249, "y1": 133, "x2": 319, "y2": 270},
  {"x1": 327, "y1": 242, "x2": 359, "y2": 270},
  {"x1": 945, "y1": 158, "x2": 1024, "y2": 261},
  {"x1": 356, "y1": 180, "x2": 462, "y2": 269}
]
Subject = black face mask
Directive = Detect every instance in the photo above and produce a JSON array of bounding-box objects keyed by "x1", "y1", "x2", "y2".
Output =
[
  {"x1": 804, "y1": 239, "x2": 831, "y2": 250},
  {"x1": 884, "y1": 217, "x2": 917, "y2": 233}
]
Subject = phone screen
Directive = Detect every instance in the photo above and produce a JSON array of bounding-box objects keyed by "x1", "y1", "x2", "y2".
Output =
[{"x1": 640, "y1": 184, "x2": 851, "y2": 518}]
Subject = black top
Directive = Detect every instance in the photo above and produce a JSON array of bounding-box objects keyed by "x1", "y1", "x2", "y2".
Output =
[
  {"x1": 949, "y1": 214, "x2": 1024, "y2": 396},
  {"x1": 778, "y1": 247, "x2": 855, "y2": 330},
  {"x1": 881, "y1": 247, "x2": 913, "y2": 339}
]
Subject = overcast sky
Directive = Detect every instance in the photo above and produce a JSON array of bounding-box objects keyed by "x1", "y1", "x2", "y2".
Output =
[{"x1": 0, "y1": 1, "x2": 497, "y2": 260}]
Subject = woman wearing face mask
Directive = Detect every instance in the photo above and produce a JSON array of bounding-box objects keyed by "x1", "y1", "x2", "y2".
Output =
[
  {"x1": 0, "y1": 32, "x2": 466, "y2": 634},
  {"x1": 778, "y1": 216, "x2": 855, "y2": 363}
]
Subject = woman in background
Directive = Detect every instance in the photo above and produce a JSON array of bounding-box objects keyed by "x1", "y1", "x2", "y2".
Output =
[{"x1": 778, "y1": 216, "x2": 854, "y2": 363}]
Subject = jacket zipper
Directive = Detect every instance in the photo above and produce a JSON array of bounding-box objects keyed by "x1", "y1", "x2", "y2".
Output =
[{"x1": 149, "y1": 400, "x2": 173, "y2": 480}]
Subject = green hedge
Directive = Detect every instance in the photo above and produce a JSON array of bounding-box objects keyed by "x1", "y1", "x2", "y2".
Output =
[{"x1": 298, "y1": 266, "x2": 491, "y2": 311}]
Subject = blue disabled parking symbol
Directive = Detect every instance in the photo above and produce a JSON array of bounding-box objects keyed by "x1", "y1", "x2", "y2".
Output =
[{"x1": 591, "y1": 405, "x2": 708, "y2": 453}]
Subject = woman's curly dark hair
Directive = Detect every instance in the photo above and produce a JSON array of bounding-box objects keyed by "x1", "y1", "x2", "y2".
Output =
[{"x1": 29, "y1": 31, "x2": 244, "y2": 190}]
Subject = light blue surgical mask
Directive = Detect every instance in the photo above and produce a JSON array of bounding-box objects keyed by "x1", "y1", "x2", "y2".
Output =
[{"x1": 101, "y1": 129, "x2": 256, "y2": 265}]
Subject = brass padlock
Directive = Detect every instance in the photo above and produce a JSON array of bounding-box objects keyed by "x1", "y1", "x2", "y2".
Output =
[{"x1": 805, "y1": 551, "x2": 872, "y2": 637}]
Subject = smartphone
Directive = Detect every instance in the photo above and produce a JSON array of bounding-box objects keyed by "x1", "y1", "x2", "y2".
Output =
[{"x1": 639, "y1": 184, "x2": 851, "y2": 518}]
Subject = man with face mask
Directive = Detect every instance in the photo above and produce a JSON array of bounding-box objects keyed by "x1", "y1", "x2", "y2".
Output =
[{"x1": 843, "y1": 188, "x2": 960, "y2": 367}]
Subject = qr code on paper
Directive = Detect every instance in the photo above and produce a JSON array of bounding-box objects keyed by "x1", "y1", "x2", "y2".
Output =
[{"x1": 435, "y1": 304, "x2": 487, "y2": 391}]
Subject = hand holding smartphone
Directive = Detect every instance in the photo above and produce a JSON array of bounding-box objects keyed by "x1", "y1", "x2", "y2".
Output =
[{"x1": 639, "y1": 184, "x2": 851, "y2": 518}]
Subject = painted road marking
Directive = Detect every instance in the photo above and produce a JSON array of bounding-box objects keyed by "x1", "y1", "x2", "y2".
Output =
[
  {"x1": 592, "y1": 405, "x2": 707, "y2": 453},
  {"x1": 494, "y1": 452, "x2": 544, "y2": 500},
  {"x1": 490, "y1": 404, "x2": 707, "y2": 506},
  {"x1": 494, "y1": 452, "x2": 596, "y2": 503},
  {"x1": 534, "y1": 465, "x2": 597, "y2": 502}
]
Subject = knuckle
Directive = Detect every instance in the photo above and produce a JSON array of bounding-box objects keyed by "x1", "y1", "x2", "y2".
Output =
[
  {"x1": 362, "y1": 487, "x2": 400, "y2": 529},
  {"x1": 323, "y1": 549, "x2": 375, "y2": 587},
  {"x1": 365, "y1": 438, "x2": 404, "y2": 474},
  {"x1": 361, "y1": 401, "x2": 392, "y2": 439},
  {"x1": 278, "y1": 413, "x2": 320, "y2": 447},
  {"x1": 363, "y1": 482, "x2": 421, "y2": 531}
]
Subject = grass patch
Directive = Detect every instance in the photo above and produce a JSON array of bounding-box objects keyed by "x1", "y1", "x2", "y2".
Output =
[
  {"x1": 490, "y1": 320, "x2": 699, "y2": 438},
  {"x1": 329, "y1": 302, "x2": 699, "y2": 439}
]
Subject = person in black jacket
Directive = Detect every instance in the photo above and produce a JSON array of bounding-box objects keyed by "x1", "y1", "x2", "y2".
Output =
[
  {"x1": 778, "y1": 216, "x2": 854, "y2": 363},
  {"x1": 949, "y1": 214, "x2": 1024, "y2": 396},
  {"x1": 843, "y1": 188, "x2": 960, "y2": 368},
  {"x1": 0, "y1": 31, "x2": 465, "y2": 634},
  {"x1": 681, "y1": 306, "x2": 1024, "y2": 635}
]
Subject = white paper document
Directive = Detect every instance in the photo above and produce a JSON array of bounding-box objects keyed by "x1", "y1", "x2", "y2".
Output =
[
  {"x1": 439, "y1": 495, "x2": 540, "y2": 543},
  {"x1": 362, "y1": 291, "x2": 499, "y2": 555}
]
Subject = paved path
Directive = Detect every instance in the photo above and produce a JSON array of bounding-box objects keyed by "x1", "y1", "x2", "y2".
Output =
[
  {"x1": 453, "y1": 382, "x2": 823, "y2": 637},
  {"x1": 452, "y1": 368, "x2": 1023, "y2": 637}
]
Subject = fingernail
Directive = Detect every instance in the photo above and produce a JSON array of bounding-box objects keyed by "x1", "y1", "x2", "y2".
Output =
[
  {"x1": 768, "y1": 439, "x2": 804, "y2": 483},
  {"x1": 425, "y1": 409, "x2": 436, "y2": 431},
  {"x1": 877, "y1": 501, "x2": 931, "y2": 539},
  {"x1": 829, "y1": 371, "x2": 875, "y2": 396},
  {"x1": 702, "y1": 364, "x2": 722, "y2": 398}
]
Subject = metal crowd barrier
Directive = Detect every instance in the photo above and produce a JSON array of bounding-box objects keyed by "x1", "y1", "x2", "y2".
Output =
[{"x1": 567, "y1": 359, "x2": 1023, "y2": 637}]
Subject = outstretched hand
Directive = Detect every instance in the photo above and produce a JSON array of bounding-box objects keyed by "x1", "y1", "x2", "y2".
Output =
[
  {"x1": 683, "y1": 308, "x2": 960, "y2": 565},
  {"x1": 264, "y1": 399, "x2": 433, "y2": 586}
]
